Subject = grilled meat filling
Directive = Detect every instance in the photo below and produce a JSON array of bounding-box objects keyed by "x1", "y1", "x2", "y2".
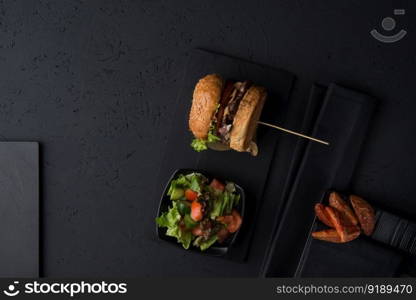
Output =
[{"x1": 214, "y1": 81, "x2": 251, "y2": 143}]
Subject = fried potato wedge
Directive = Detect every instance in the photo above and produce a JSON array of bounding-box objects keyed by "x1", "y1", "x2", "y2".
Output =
[
  {"x1": 350, "y1": 195, "x2": 375, "y2": 236},
  {"x1": 312, "y1": 229, "x2": 342, "y2": 243},
  {"x1": 314, "y1": 203, "x2": 334, "y2": 228},
  {"x1": 325, "y1": 206, "x2": 361, "y2": 242},
  {"x1": 329, "y1": 191, "x2": 358, "y2": 226}
]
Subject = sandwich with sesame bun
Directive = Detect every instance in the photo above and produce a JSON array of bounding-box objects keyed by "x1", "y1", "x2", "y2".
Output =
[{"x1": 189, "y1": 74, "x2": 267, "y2": 156}]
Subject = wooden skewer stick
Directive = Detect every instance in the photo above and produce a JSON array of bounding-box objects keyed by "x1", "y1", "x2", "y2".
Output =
[{"x1": 258, "y1": 121, "x2": 330, "y2": 146}]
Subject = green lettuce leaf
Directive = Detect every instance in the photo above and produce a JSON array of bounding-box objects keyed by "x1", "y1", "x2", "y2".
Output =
[
  {"x1": 207, "y1": 131, "x2": 220, "y2": 143},
  {"x1": 193, "y1": 235, "x2": 219, "y2": 251},
  {"x1": 190, "y1": 124, "x2": 220, "y2": 152},
  {"x1": 224, "y1": 192, "x2": 240, "y2": 214},
  {"x1": 225, "y1": 182, "x2": 236, "y2": 193},
  {"x1": 156, "y1": 202, "x2": 194, "y2": 249},
  {"x1": 185, "y1": 172, "x2": 206, "y2": 194},
  {"x1": 190, "y1": 175, "x2": 202, "y2": 193},
  {"x1": 185, "y1": 172, "x2": 203, "y2": 181},
  {"x1": 167, "y1": 174, "x2": 191, "y2": 199},
  {"x1": 209, "y1": 187, "x2": 241, "y2": 219},
  {"x1": 175, "y1": 175, "x2": 190, "y2": 186},
  {"x1": 156, "y1": 202, "x2": 181, "y2": 228},
  {"x1": 166, "y1": 226, "x2": 193, "y2": 249},
  {"x1": 209, "y1": 196, "x2": 223, "y2": 219},
  {"x1": 191, "y1": 138, "x2": 207, "y2": 152},
  {"x1": 207, "y1": 123, "x2": 221, "y2": 143}
]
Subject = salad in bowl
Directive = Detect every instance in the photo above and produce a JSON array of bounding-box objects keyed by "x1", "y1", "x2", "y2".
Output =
[{"x1": 156, "y1": 171, "x2": 244, "y2": 253}]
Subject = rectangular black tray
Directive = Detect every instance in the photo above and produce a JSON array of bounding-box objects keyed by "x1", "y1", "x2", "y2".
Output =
[
  {"x1": 154, "y1": 49, "x2": 295, "y2": 265},
  {"x1": 294, "y1": 193, "x2": 404, "y2": 277}
]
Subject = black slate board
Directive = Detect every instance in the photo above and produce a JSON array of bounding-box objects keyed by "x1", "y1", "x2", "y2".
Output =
[
  {"x1": 155, "y1": 49, "x2": 295, "y2": 261},
  {"x1": 296, "y1": 226, "x2": 403, "y2": 277},
  {"x1": 262, "y1": 84, "x2": 377, "y2": 276},
  {"x1": 295, "y1": 200, "x2": 404, "y2": 277},
  {"x1": 0, "y1": 142, "x2": 39, "y2": 277}
]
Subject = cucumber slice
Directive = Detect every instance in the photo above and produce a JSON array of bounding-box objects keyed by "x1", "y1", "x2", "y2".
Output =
[
  {"x1": 170, "y1": 187, "x2": 184, "y2": 200},
  {"x1": 177, "y1": 201, "x2": 191, "y2": 216}
]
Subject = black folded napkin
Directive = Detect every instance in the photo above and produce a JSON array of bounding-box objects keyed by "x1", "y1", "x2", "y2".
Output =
[
  {"x1": 262, "y1": 83, "x2": 380, "y2": 276},
  {"x1": 293, "y1": 85, "x2": 406, "y2": 277}
]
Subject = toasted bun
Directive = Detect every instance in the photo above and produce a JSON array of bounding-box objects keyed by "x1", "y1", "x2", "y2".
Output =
[
  {"x1": 229, "y1": 86, "x2": 267, "y2": 154},
  {"x1": 189, "y1": 74, "x2": 224, "y2": 139}
]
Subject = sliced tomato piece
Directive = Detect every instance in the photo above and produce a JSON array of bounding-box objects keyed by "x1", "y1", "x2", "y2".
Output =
[
  {"x1": 228, "y1": 210, "x2": 242, "y2": 233},
  {"x1": 217, "y1": 210, "x2": 242, "y2": 233},
  {"x1": 210, "y1": 178, "x2": 225, "y2": 191},
  {"x1": 191, "y1": 201, "x2": 204, "y2": 221},
  {"x1": 185, "y1": 189, "x2": 198, "y2": 201}
]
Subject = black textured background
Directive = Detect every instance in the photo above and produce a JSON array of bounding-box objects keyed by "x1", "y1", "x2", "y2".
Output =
[{"x1": 0, "y1": 0, "x2": 415, "y2": 276}]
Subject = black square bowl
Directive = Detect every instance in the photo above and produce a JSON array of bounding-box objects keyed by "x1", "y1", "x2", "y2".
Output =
[{"x1": 156, "y1": 168, "x2": 246, "y2": 256}]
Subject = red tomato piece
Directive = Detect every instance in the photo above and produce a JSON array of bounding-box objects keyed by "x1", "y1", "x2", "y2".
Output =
[
  {"x1": 185, "y1": 189, "x2": 198, "y2": 201},
  {"x1": 210, "y1": 179, "x2": 225, "y2": 191},
  {"x1": 217, "y1": 210, "x2": 242, "y2": 233},
  {"x1": 191, "y1": 201, "x2": 203, "y2": 221}
]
